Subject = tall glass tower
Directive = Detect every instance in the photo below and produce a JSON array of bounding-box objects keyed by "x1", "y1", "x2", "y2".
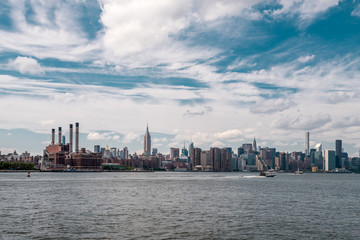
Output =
[{"x1": 305, "y1": 132, "x2": 310, "y2": 156}]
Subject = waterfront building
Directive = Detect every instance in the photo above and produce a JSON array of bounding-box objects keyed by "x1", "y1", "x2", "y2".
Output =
[
  {"x1": 260, "y1": 147, "x2": 276, "y2": 169},
  {"x1": 143, "y1": 124, "x2": 151, "y2": 157},
  {"x1": 310, "y1": 148, "x2": 316, "y2": 164},
  {"x1": 200, "y1": 150, "x2": 211, "y2": 169},
  {"x1": 44, "y1": 122, "x2": 101, "y2": 170},
  {"x1": 314, "y1": 150, "x2": 323, "y2": 170},
  {"x1": 210, "y1": 147, "x2": 221, "y2": 171},
  {"x1": 324, "y1": 150, "x2": 336, "y2": 171},
  {"x1": 191, "y1": 147, "x2": 202, "y2": 169},
  {"x1": 123, "y1": 147, "x2": 129, "y2": 160},
  {"x1": 335, "y1": 140, "x2": 342, "y2": 168},
  {"x1": 350, "y1": 157, "x2": 360, "y2": 171},
  {"x1": 221, "y1": 148, "x2": 232, "y2": 171},
  {"x1": 170, "y1": 148, "x2": 180, "y2": 160},
  {"x1": 241, "y1": 153, "x2": 257, "y2": 171},
  {"x1": 305, "y1": 132, "x2": 310, "y2": 156}
]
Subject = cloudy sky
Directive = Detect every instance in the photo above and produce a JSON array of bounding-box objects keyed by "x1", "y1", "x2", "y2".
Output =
[{"x1": 1, "y1": 0, "x2": 360, "y2": 156}]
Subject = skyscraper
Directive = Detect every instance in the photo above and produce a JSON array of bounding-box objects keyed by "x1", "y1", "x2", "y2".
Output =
[
  {"x1": 335, "y1": 140, "x2": 342, "y2": 168},
  {"x1": 324, "y1": 150, "x2": 336, "y2": 171},
  {"x1": 305, "y1": 132, "x2": 310, "y2": 156},
  {"x1": 143, "y1": 124, "x2": 151, "y2": 157},
  {"x1": 123, "y1": 147, "x2": 128, "y2": 159},
  {"x1": 189, "y1": 142, "x2": 194, "y2": 157},
  {"x1": 94, "y1": 145, "x2": 100, "y2": 153},
  {"x1": 170, "y1": 147, "x2": 180, "y2": 160},
  {"x1": 253, "y1": 138, "x2": 257, "y2": 152},
  {"x1": 181, "y1": 141, "x2": 188, "y2": 156}
]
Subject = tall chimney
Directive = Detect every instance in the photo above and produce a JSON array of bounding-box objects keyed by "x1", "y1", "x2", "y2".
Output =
[
  {"x1": 58, "y1": 127, "x2": 62, "y2": 145},
  {"x1": 75, "y1": 122, "x2": 79, "y2": 153},
  {"x1": 51, "y1": 129, "x2": 55, "y2": 145},
  {"x1": 69, "y1": 124, "x2": 73, "y2": 153}
]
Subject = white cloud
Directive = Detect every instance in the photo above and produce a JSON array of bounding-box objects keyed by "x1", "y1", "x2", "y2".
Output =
[
  {"x1": 250, "y1": 99, "x2": 296, "y2": 114},
  {"x1": 87, "y1": 132, "x2": 119, "y2": 141},
  {"x1": 273, "y1": 113, "x2": 332, "y2": 131},
  {"x1": 40, "y1": 120, "x2": 56, "y2": 126},
  {"x1": 351, "y1": 5, "x2": 360, "y2": 17},
  {"x1": 327, "y1": 92, "x2": 352, "y2": 104},
  {"x1": 210, "y1": 141, "x2": 225, "y2": 148},
  {"x1": 213, "y1": 129, "x2": 243, "y2": 140},
  {"x1": 332, "y1": 117, "x2": 360, "y2": 129},
  {"x1": 183, "y1": 106, "x2": 213, "y2": 117},
  {"x1": 98, "y1": 0, "x2": 267, "y2": 67},
  {"x1": 0, "y1": 1, "x2": 99, "y2": 61},
  {"x1": 9, "y1": 56, "x2": 44, "y2": 75},
  {"x1": 271, "y1": 0, "x2": 338, "y2": 23},
  {"x1": 122, "y1": 133, "x2": 140, "y2": 144},
  {"x1": 87, "y1": 132, "x2": 108, "y2": 140},
  {"x1": 298, "y1": 55, "x2": 315, "y2": 63}
]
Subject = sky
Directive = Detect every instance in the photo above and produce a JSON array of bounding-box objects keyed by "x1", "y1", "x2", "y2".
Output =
[{"x1": 1, "y1": 0, "x2": 360, "y2": 156}]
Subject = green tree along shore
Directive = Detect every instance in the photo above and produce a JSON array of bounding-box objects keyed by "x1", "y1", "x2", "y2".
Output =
[
  {"x1": 102, "y1": 165, "x2": 134, "y2": 171},
  {"x1": 0, "y1": 161, "x2": 36, "y2": 170}
]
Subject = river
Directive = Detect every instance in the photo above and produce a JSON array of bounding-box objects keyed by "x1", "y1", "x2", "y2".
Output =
[{"x1": 0, "y1": 172, "x2": 359, "y2": 239}]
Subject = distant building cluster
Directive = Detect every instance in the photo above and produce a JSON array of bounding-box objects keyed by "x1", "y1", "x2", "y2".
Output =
[
  {"x1": 42, "y1": 123, "x2": 102, "y2": 170},
  {"x1": 1, "y1": 126, "x2": 360, "y2": 172}
]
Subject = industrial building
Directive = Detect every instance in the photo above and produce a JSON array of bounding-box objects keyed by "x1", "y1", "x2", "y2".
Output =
[{"x1": 43, "y1": 122, "x2": 102, "y2": 170}]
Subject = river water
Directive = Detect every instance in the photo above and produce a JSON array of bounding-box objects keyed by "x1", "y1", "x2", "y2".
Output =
[{"x1": 0, "y1": 172, "x2": 359, "y2": 239}]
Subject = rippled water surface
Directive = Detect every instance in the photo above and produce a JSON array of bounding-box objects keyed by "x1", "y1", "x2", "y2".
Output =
[{"x1": 0, "y1": 172, "x2": 359, "y2": 239}]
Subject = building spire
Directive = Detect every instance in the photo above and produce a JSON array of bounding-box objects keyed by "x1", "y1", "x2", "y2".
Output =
[{"x1": 144, "y1": 123, "x2": 151, "y2": 157}]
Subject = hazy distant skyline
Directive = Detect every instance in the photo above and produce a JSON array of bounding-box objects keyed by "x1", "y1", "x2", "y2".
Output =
[{"x1": 1, "y1": 0, "x2": 360, "y2": 156}]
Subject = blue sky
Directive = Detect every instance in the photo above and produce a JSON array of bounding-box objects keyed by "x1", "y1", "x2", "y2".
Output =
[{"x1": 1, "y1": 0, "x2": 360, "y2": 156}]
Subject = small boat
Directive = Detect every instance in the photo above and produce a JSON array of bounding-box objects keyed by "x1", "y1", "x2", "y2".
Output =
[
  {"x1": 265, "y1": 169, "x2": 276, "y2": 177},
  {"x1": 295, "y1": 169, "x2": 303, "y2": 174}
]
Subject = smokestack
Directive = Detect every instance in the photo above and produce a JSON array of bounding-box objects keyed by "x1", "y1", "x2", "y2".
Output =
[
  {"x1": 69, "y1": 124, "x2": 73, "y2": 153},
  {"x1": 58, "y1": 127, "x2": 62, "y2": 145},
  {"x1": 75, "y1": 122, "x2": 79, "y2": 153},
  {"x1": 51, "y1": 129, "x2": 55, "y2": 145}
]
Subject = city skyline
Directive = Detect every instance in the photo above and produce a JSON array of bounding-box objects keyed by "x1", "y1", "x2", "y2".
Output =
[
  {"x1": 0, "y1": 123, "x2": 357, "y2": 158},
  {"x1": 1, "y1": 1, "x2": 360, "y2": 156}
]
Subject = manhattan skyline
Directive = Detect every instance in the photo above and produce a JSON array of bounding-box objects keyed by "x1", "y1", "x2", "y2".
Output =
[{"x1": 1, "y1": 1, "x2": 360, "y2": 155}]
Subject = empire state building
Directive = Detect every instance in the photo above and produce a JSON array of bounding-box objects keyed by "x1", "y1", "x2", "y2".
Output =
[{"x1": 143, "y1": 124, "x2": 151, "y2": 157}]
